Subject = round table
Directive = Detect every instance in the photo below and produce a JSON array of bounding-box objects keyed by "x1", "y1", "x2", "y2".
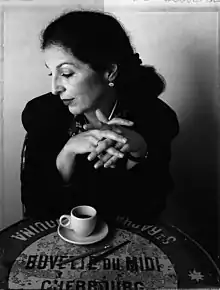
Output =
[{"x1": 0, "y1": 215, "x2": 219, "y2": 289}]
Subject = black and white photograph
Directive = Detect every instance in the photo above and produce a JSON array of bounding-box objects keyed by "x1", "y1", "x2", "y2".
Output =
[{"x1": 0, "y1": 0, "x2": 219, "y2": 289}]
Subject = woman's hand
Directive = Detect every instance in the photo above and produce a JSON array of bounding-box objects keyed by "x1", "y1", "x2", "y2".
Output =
[
  {"x1": 56, "y1": 127, "x2": 127, "y2": 181},
  {"x1": 64, "y1": 128, "x2": 127, "y2": 156},
  {"x1": 93, "y1": 126, "x2": 147, "y2": 168},
  {"x1": 85, "y1": 109, "x2": 147, "y2": 168},
  {"x1": 92, "y1": 140, "x2": 126, "y2": 168}
]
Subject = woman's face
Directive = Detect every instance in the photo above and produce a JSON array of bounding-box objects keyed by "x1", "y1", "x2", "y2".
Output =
[{"x1": 44, "y1": 45, "x2": 107, "y2": 115}]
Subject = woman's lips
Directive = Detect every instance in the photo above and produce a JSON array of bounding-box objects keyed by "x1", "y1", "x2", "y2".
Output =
[{"x1": 62, "y1": 98, "x2": 75, "y2": 106}]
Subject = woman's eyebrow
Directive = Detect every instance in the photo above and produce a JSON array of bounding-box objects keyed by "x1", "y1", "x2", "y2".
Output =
[
  {"x1": 44, "y1": 62, "x2": 78, "y2": 69},
  {"x1": 57, "y1": 62, "x2": 78, "y2": 68}
]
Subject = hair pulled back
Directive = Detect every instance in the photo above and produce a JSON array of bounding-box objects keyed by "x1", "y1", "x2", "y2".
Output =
[{"x1": 41, "y1": 10, "x2": 165, "y2": 104}]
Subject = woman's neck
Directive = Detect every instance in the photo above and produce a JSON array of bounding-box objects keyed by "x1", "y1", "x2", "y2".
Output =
[{"x1": 84, "y1": 90, "x2": 117, "y2": 127}]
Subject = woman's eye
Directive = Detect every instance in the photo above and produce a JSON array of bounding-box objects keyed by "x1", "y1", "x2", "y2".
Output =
[
  {"x1": 47, "y1": 72, "x2": 74, "y2": 78},
  {"x1": 61, "y1": 72, "x2": 74, "y2": 78}
]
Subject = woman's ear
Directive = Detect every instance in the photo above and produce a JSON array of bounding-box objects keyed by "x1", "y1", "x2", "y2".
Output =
[{"x1": 104, "y1": 63, "x2": 118, "y2": 83}]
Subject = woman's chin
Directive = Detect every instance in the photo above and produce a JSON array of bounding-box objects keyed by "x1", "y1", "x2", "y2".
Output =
[{"x1": 68, "y1": 105, "x2": 82, "y2": 115}]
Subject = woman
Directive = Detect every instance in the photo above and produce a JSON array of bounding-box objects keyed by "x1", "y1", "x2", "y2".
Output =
[{"x1": 21, "y1": 10, "x2": 179, "y2": 223}]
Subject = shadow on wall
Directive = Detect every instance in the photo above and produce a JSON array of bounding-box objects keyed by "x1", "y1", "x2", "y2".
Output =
[{"x1": 165, "y1": 50, "x2": 218, "y2": 258}]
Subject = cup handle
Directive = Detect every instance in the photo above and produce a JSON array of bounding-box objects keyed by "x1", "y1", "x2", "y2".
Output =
[{"x1": 59, "y1": 215, "x2": 71, "y2": 228}]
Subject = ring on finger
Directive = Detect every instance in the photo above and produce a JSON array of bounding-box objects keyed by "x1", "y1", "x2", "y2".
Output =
[
  {"x1": 96, "y1": 139, "x2": 101, "y2": 147},
  {"x1": 97, "y1": 153, "x2": 104, "y2": 159}
]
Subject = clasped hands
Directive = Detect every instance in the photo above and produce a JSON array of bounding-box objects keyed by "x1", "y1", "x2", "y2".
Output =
[{"x1": 82, "y1": 109, "x2": 147, "y2": 169}]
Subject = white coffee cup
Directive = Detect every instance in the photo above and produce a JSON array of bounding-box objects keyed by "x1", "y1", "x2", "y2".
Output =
[{"x1": 59, "y1": 205, "x2": 97, "y2": 237}]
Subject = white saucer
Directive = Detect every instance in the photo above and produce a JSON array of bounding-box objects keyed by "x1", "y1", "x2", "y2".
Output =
[{"x1": 57, "y1": 219, "x2": 108, "y2": 245}]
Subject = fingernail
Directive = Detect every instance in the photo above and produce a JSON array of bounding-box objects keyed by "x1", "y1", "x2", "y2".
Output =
[
  {"x1": 119, "y1": 153, "x2": 124, "y2": 158},
  {"x1": 88, "y1": 156, "x2": 91, "y2": 161},
  {"x1": 122, "y1": 138, "x2": 127, "y2": 143},
  {"x1": 94, "y1": 162, "x2": 101, "y2": 169}
]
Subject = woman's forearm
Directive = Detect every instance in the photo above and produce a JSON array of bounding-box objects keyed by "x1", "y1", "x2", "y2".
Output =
[{"x1": 56, "y1": 147, "x2": 77, "y2": 183}]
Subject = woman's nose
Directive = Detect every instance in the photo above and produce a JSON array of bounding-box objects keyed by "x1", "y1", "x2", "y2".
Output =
[{"x1": 51, "y1": 76, "x2": 65, "y2": 95}]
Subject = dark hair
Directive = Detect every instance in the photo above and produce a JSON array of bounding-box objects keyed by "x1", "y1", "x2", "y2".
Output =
[{"x1": 41, "y1": 10, "x2": 165, "y2": 102}]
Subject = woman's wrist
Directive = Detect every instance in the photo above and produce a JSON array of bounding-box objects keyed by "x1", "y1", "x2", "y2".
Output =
[
  {"x1": 56, "y1": 147, "x2": 77, "y2": 182},
  {"x1": 56, "y1": 146, "x2": 76, "y2": 166},
  {"x1": 127, "y1": 151, "x2": 148, "y2": 163},
  {"x1": 128, "y1": 143, "x2": 148, "y2": 162}
]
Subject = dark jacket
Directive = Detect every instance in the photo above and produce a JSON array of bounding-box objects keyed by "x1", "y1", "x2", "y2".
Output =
[{"x1": 21, "y1": 92, "x2": 179, "y2": 223}]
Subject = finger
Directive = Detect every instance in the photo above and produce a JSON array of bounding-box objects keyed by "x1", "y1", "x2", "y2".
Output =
[
  {"x1": 120, "y1": 143, "x2": 130, "y2": 153},
  {"x1": 88, "y1": 150, "x2": 98, "y2": 161},
  {"x1": 88, "y1": 135, "x2": 100, "y2": 146},
  {"x1": 94, "y1": 146, "x2": 124, "y2": 162},
  {"x1": 84, "y1": 123, "x2": 111, "y2": 131},
  {"x1": 97, "y1": 141, "x2": 126, "y2": 168},
  {"x1": 96, "y1": 109, "x2": 108, "y2": 124},
  {"x1": 104, "y1": 155, "x2": 119, "y2": 168},
  {"x1": 96, "y1": 139, "x2": 115, "y2": 154},
  {"x1": 94, "y1": 159, "x2": 104, "y2": 169},
  {"x1": 95, "y1": 153, "x2": 119, "y2": 169},
  {"x1": 111, "y1": 126, "x2": 122, "y2": 134},
  {"x1": 97, "y1": 153, "x2": 104, "y2": 159},
  {"x1": 106, "y1": 147, "x2": 124, "y2": 158},
  {"x1": 100, "y1": 152, "x2": 113, "y2": 163},
  {"x1": 108, "y1": 118, "x2": 134, "y2": 126},
  {"x1": 88, "y1": 139, "x2": 114, "y2": 161},
  {"x1": 99, "y1": 124, "x2": 112, "y2": 131},
  {"x1": 98, "y1": 130, "x2": 127, "y2": 143},
  {"x1": 85, "y1": 123, "x2": 123, "y2": 135},
  {"x1": 83, "y1": 122, "x2": 102, "y2": 130},
  {"x1": 94, "y1": 152, "x2": 112, "y2": 168},
  {"x1": 83, "y1": 124, "x2": 93, "y2": 130},
  {"x1": 103, "y1": 143, "x2": 129, "y2": 168},
  {"x1": 98, "y1": 124, "x2": 123, "y2": 134},
  {"x1": 114, "y1": 141, "x2": 125, "y2": 150},
  {"x1": 88, "y1": 143, "x2": 100, "y2": 152},
  {"x1": 98, "y1": 142, "x2": 124, "y2": 164}
]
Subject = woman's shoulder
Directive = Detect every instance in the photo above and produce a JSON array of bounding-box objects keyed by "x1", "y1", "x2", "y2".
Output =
[
  {"x1": 126, "y1": 97, "x2": 179, "y2": 142},
  {"x1": 147, "y1": 98, "x2": 179, "y2": 141},
  {"x1": 23, "y1": 92, "x2": 62, "y2": 112},
  {"x1": 154, "y1": 98, "x2": 178, "y2": 122},
  {"x1": 21, "y1": 92, "x2": 71, "y2": 133}
]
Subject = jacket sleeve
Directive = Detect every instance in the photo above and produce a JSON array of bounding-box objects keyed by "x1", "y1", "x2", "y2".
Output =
[
  {"x1": 20, "y1": 99, "x2": 82, "y2": 219},
  {"x1": 119, "y1": 100, "x2": 179, "y2": 220}
]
